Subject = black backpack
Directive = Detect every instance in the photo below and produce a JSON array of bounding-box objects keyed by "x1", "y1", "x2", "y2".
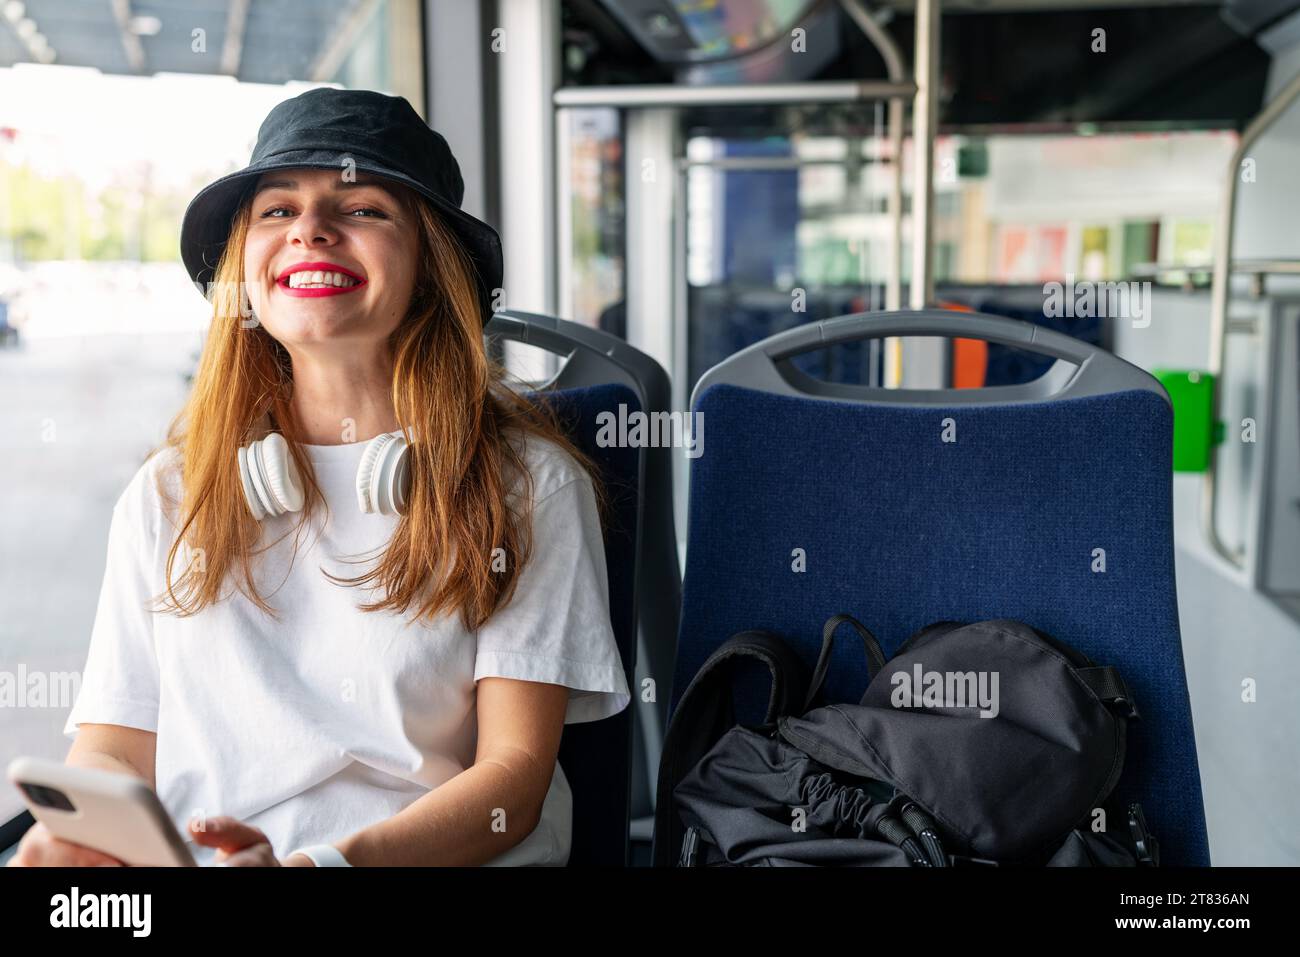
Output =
[{"x1": 653, "y1": 614, "x2": 1161, "y2": 867}]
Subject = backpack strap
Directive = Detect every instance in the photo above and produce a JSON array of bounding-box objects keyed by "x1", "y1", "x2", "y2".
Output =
[
  {"x1": 806, "y1": 614, "x2": 887, "y2": 712},
  {"x1": 1077, "y1": 665, "x2": 1140, "y2": 720},
  {"x1": 651, "y1": 629, "x2": 811, "y2": 868},
  {"x1": 1076, "y1": 664, "x2": 1138, "y2": 807}
]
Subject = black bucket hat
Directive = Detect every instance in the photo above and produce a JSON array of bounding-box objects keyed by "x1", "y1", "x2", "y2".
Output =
[{"x1": 179, "y1": 87, "x2": 502, "y2": 322}]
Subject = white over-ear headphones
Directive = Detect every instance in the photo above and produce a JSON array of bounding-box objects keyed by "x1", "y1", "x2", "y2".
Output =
[{"x1": 237, "y1": 431, "x2": 412, "y2": 520}]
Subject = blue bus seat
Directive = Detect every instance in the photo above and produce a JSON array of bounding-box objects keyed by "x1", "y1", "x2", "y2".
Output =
[
  {"x1": 658, "y1": 309, "x2": 1210, "y2": 867},
  {"x1": 488, "y1": 311, "x2": 680, "y2": 866}
]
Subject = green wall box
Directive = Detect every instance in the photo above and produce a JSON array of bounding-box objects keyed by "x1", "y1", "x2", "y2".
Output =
[{"x1": 1152, "y1": 369, "x2": 1219, "y2": 472}]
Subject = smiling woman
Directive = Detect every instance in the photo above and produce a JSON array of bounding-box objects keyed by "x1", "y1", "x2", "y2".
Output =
[{"x1": 8, "y1": 87, "x2": 631, "y2": 870}]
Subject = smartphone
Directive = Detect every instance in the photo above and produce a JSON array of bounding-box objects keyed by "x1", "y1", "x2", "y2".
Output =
[{"x1": 7, "y1": 756, "x2": 196, "y2": 866}]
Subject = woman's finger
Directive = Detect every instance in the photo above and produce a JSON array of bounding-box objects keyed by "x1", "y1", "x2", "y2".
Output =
[
  {"x1": 64, "y1": 842, "x2": 126, "y2": 867},
  {"x1": 8, "y1": 824, "x2": 124, "y2": 867},
  {"x1": 189, "y1": 815, "x2": 270, "y2": 853},
  {"x1": 220, "y1": 843, "x2": 280, "y2": 867}
]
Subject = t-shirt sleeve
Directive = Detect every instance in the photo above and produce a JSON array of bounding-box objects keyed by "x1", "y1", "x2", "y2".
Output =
[
  {"x1": 63, "y1": 484, "x2": 162, "y2": 738},
  {"x1": 474, "y1": 470, "x2": 631, "y2": 725}
]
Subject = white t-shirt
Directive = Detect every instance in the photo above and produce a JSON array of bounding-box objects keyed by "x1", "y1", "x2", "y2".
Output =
[{"x1": 64, "y1": 430, "x2": 630, "y2": 866}]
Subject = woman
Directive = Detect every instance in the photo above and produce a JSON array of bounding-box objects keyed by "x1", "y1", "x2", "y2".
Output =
[{"x1": 9, "y1": 89, "x2": 629, "y2": 867}]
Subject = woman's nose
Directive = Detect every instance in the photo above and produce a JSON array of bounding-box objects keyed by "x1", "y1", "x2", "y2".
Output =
[{"x1": 286, "y1": 207, "x2": 339, "y2": 247}]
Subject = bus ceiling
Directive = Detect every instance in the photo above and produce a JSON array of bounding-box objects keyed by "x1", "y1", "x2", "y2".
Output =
[{"x1": 566, "y1": 0, "x2": 1283, "y2": 130}]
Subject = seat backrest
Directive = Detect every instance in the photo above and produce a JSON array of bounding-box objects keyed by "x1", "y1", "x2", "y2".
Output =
[
  {"x1": 536, "y1": 383, "x2": 639, "y2": 867},
  {"x1": 486, "y1": 311, "x2": 679, "y2": 866},
  {"x1": 664, "y1": 309, "x2": 1210, "y2": 866}
]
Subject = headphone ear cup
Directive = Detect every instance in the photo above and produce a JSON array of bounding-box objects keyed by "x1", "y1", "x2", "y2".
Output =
[
  {"x1": 237, "y1": 445, "x2": 267, "y2": 521},
  {"x1": 239, "y1": 433, "x2": 305, "y2": 519},
  {"x1": 387, "y1": 440, "x2": 412, "y2": 514},
  {"x1": 261, "y1": 432, "x2": 305, "y2": 514},
  {"x1": 356, "y1": 433, "x2": 410, "y2": 516}
]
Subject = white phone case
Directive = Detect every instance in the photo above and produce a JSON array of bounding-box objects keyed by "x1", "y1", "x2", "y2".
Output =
[{"x1": 7, "y1": 756, "x2": 197, "y2": 866}]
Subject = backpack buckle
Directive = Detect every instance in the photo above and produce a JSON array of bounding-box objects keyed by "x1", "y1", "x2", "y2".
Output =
[
  {"x1": 1128, "y1": 803, "x2": 1160, "y2": 866},
  {"x1": 678, "y1": 826, "x2": 702, "y2": 867},
  {"x1": 1111, "y1": 696, "x2": 1140, "y2": 721}
]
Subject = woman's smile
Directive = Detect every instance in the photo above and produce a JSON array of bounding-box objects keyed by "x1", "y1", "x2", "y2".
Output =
[{"x1": 276, "y1": 260, "x2": 369, "y2": 298}]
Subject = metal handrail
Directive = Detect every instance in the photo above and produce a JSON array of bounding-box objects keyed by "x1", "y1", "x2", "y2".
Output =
[
  {"x1": 839, "y1": 0, "x2": 908, "y2": 314},
  {"x1": 1130, "y1": 259, "x2": 1300, "y2": 294},
  {"x1": 1229, "y1": 259, "x2": 1300, "y2": 297},
  {"x1": 909, "y1": 0, "x2": 939, "y2": 316},
  {"x1": 552, "y1": 79, "x2": 915, "y2": 107},
  {"x1": 1205, "y1": 69, "x2": 1300, "y2": 570},
  {"x1": 1130, "y1": 261, "x2": 1213, "y2": 277},
  {"x1": 1133, "y1": 259, "x2": 1300, "y2": 277},
  {"x1": 1229, "y1": 257, "x2": 1300, "y2": 274}
]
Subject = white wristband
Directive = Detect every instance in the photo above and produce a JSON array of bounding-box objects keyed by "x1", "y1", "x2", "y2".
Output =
[{"x1": 289, "y1": 844, "x2": 352, "y2": 867}]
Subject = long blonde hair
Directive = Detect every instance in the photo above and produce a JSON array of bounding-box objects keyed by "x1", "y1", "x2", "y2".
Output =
[{"x1": 152, "y1": 183, "x2": 601, "y2": 631}]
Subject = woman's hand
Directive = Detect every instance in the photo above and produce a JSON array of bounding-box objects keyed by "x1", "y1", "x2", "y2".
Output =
[
  {"x1": 189, "y1": 815, "x2": 311, "y2": 867},
  {"x1": 4, "y1": 821, "x2": 125, "y2": 867}
]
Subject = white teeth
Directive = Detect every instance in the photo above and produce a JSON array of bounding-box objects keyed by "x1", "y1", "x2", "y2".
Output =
[{"x1": 287, "y1": 270, "x2": 359, "y2": 289}]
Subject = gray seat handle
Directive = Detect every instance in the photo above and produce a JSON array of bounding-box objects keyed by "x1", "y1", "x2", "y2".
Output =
[
  {"x1": 486, "y1": 310, "x2": 655, "y2": 393},
  {"x1": 692, "y1": 309, "x2": 1167, "y2": 408},
  {"x1": 485, "y1": 311, "x2": 576, "y2": 363}
]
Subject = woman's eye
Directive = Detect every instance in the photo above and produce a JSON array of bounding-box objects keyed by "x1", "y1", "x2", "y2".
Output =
[{"x1": 258, "y1": 206, "x2": 386, "y2": 218}]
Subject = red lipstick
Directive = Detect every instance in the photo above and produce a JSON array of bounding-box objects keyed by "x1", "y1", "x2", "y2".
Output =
[{"x1": 276, "y1": 261, "x2": 368, "y2": 298}]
